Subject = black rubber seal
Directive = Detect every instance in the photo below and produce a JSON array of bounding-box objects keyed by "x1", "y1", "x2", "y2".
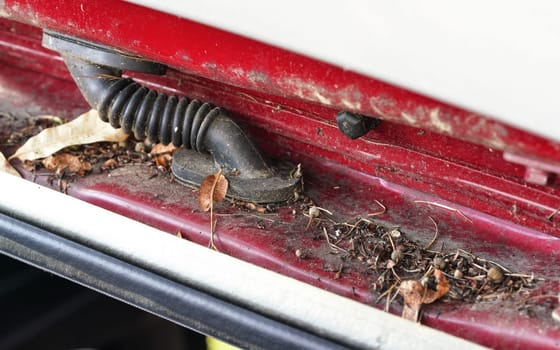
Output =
[{"x1": 0, "y1": 212, "x2": 350, "y2": 350}]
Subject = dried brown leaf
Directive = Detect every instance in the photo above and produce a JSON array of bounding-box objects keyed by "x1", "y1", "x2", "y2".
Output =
[
  {"x1": 10, "y1": 109, "x2": 128, "y2": 161},
  {"x1": 198, "y1": 170, "x2": 229, "y2": 211},
  {"x1": 150, "y1": 143, "x2": 177, "y2": 170},
  {"x1": 0, "y1": 151, "x2": 21, "y2": 177},
  {"x1": 101, "y1": 158, "x2": 118, "y2": 170},
  {"x1": 150, "y1": 143, "x2": 177, "y2": 156},
  {"x1": 423, "y1": 269, "x2": 449, "y2": 303},
  {"x1": 242, "y1": 202, "x2": 267, "y2": 213},
  {"x1": 42, "y1": 153, "x2": 92, "y2": 176},
  {"x1": 155, "y1": 154, "x2": 173, "y2": 169},
  {"x1": 398, "y1": 269, "x2": 449, "y2": 322}
]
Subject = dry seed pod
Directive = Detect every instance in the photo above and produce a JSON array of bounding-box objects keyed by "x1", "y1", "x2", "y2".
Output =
[
  {"x1": 391, "y1": 249, "x2": 403, "y2": 262},
  {"x1": 386, "y1": 259, "x2": 397, "y2": 269},
  {"x1": 453, "y1": 269, "x2": 463, "y2": 279},
  {"x1": 134, "y1": 142, "x2": 145, "y2": 153},
  {"x1": 308, "y1": 206, "x2": 320, "y2": 218},
  {"x1": 487, "y1": 266, "x2": 505, "y2": 283},
  {"x1": 433, "y1": 256, "x2": 446, "y2": 270}
]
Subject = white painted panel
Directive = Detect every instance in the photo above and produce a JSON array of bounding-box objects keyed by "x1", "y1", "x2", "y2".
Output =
[{"x1": 128, "y1": 1, "x2": 560, "y2": 142}]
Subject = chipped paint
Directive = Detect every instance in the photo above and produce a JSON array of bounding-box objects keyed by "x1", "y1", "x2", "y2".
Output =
[
  {"x1": 231, "y1": 67, "x2": 245, "y2": 79},
  {"x1": 370, "y1": 104, "x2": 384, "y2": 117},
  {"x1": 368, "y1": 95, "x2": 396, "y2": 118},
  {"x1": 486, "y1": 125, "x2": 507, "y2": 149},
  {"x1": 314, "y1": 91, "x2": 332, "y2": 105},
  {"x1": 279, "y1": 76, "x2": 363, "y2": 109},
  {"x1": 202, "y1": 62, "x2": 218, "y2": 72},
  {"x1": 341, "y1": 98, "x2": 360, "y2": 110},
  {"x1": 429, "y1": 108, "x2": 452, "y2": 134},
  {"x1": 0, "y1": 0, "x2": 8, "y2": 17},
  {"x1": 338, "y1": 85, "x2": 362, "y2": 110},
  {"x1": 247, "y1": 70, "x2": 270, "y2": 85},
  {"x1": 400, "y1": 112, "x2": 418, "y2": 125}
]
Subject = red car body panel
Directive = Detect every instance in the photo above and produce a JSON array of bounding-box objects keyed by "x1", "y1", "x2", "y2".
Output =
[{"x1": 1, "y1": 1, "x2": 560, "y2": 348}]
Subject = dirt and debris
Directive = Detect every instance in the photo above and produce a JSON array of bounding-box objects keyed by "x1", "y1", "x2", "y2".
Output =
[
  {"x1": 15, "y1": 139, "x2": 171, "y2": 193},
  {"x1": 301, "y1": 208, "x2": 540, "y2": 320},
  {"x1": 2, "y1": 113, "x2": 63, "y2": 146},
  {"x1": 42, "y1": 153, "x2": 92, "y2": 176},
  {"x1": 10, "y1": 110, "x2": 127, "y2": 162},
  {"x1": 199, "y1": 168, "x2": 229, "y2": 250},
  {"x1": 2, "y1": 112, "x2": 544, "y2": 324},
  {"x1": 198, "y1": 170, "x2": 229, "y2": 212},
  {"x1": 398, "y1": 268, "x2": 449, "y2": 322},
  {"x1": 0, "y1": 150, "x2": 20, "y2": 177},
  {"x1": 149, "y1": 143, "x2": 177, "y2": 171}
]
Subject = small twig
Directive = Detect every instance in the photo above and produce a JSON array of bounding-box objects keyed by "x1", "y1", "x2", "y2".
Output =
[
  {"x1": 305, "y1": 206, "x2": 331, "y2": 230},
  {"x1": 414, "y1": 200, "x2": 473, "y2": 223},
  {"x1": 476, "y1": 280, "x2": 489, "y2": 294},
  {"x1": 401, "y1": 268, "x2": 422, "y2": 273},
  {"x1": 357, "y1": 240, "x2": 369, "y2": 258},
  {"x1": 316, "y1": 206, "x2": 334, "y2": 216},
  {"x1": 376, "y1": 281, "x2": 399, "y2": 303},
  {"x1": 390, "y1": 267, "x2": 401, "y2": 281},
  {"x1": 471, "y1": 262, "x2": 488, "y2": 272},
  {"x1": 208, "y1": 168, "x2": 223, "y2": 251},
  {"x1": 341, "y1": 218, "x2": 374, "y2": 236},
  {"x1": 385, "y1": 288, "x2": 394, "y2": 312},
  {"x1": 387, "y1": 234, "x2": 396, "y2": 252},
  {"x1": 421, "y1": 265, "x2": 434, "y2": 280},
  {"x1": 424, "y1": 216, "x2": 439, "y2": 250},
  {"x1": 335, "y1": 263, "x2": 344, "y2": 279},
  {"x1": 476, "y1": 292, "x2": 513, "y2": 300},
  {"x1": 368, "y1": 200, "x2": 386, "y2": 217},
  {"x1": 463, "y1": 275, "x2": 486, "y2": 281},
  {"x1": 506, "y1": 272, "x2": 542, "y2": 281},
  {"x1": 457, "y1": 249, "x2": 512, "y2": 273},
  {"x1": 322, "y1": 227, "x2": 348, "y2": 254},
  {"x1": 389, "y1": 287, "x2": 400, "y2": 304}
]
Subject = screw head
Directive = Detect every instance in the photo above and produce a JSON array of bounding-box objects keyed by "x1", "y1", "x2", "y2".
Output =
[{"x1": 336, "y1": 111, "x2": 380, "y2": 139}]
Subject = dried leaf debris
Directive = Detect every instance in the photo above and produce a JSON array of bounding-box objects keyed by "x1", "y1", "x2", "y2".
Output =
[
  {"x1": 42, "y1": 153, "x2": 92, "y2": 176},
  {"x1": 0, "y1": 151, "x2": 21, "y2": 177},
  {"x1": 306, "y1": 208, "x2": 538, "y2": 321},
  {"x1": 398, "y1": 269, "x2": 449, "y2": 322},
  {"x1": 150, "y1": 143, "x2": 177, "y2": 171},
  {"x1": 10, "y1": 109, "x2": 128, "y2": 161},
  {"x1": 198, "y1": 169, "x2": 229, "y2": 212},
  {"x1": 199, "y1": 169, "x2": 229, "y2": 250},
  {"x1": 4, "y1": 111, "x2": 541, "y2": 323},
  {"x1": 4, "y1": 110, "x2": 164, "y2": 189}
]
